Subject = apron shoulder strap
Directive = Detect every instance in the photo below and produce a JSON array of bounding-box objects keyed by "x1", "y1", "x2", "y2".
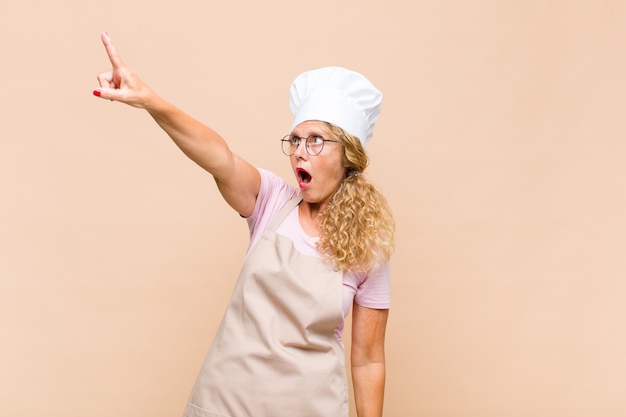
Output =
[{"x1": 267, "y1": 194, "x2": 303, "y2": 232}]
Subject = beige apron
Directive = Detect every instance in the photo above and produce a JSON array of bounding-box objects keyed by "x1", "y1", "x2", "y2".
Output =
[{"x1": 183, "y1": 196, "x2": 348, "y2": 417}]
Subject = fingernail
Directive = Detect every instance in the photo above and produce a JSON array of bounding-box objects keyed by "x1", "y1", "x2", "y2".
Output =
[{"x1": 93, "y1": 90, "x2": 101, "y2": 97}]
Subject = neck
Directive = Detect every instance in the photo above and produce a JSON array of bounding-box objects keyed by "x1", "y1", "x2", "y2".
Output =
[
  {"x1": 298, "y1": 201, "x2": 325, "y2": 237},
  {"x1": 300, "y1": 200, "x2": 324, "y2": 217}
]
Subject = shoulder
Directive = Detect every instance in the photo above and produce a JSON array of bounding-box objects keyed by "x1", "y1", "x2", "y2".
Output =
[
  {"x1": 246, "y1": 168, "x2": 298, "y2": 240},
  {"x1": 347, "y1": 261, "x2": 391, "y2": 309},
  {"x1": 250, "y1": 169, "x2": 298, "y2": 218}
]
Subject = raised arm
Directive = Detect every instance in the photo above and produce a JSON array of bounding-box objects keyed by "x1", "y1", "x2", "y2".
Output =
[{"x1": 93, "y1": 32, "x2": 260, "y2": 216}]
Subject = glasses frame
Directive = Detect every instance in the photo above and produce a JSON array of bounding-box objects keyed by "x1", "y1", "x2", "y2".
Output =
[{"x1": 280, "y1": 134, "x2": 340, "y2": 156}]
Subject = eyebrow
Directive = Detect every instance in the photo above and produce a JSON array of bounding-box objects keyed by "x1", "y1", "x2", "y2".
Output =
[{"x1": 292, "y1": 131, "x2": 327, "y2": 138}]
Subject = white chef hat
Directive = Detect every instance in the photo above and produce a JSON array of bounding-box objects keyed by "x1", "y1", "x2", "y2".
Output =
[{"x1": 289, "y1": 66, "x2": 382, "y2": 146}]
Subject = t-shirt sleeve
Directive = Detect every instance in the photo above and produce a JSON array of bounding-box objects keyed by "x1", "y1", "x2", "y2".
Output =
[
  {"x1": 353, "y1": 261, "x2": 391, "y2": 309},
  {"x1": 246, "y1": 168, "x2": 298, "y2": 252}
]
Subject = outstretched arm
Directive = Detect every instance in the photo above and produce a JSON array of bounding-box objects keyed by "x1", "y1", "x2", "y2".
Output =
[
  {"x1": 93, "y1": 32, "x2": 260, "y2": 216},
  {"x1": 351, "y1": 303, "x2": 388, "y2": 417}
]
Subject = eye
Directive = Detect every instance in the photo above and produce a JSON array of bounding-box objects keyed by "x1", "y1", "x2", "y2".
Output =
[
  {"x1": 290, "y1": 136, "x2": 301, "y2": 146},
  {"x1": 308, "y1": 135, "x2": 325, "y2": 146}
]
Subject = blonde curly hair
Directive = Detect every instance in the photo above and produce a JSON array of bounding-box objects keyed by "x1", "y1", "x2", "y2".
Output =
[{"x1": 317, "y1": 123, "x2": 395, "y2": 272}]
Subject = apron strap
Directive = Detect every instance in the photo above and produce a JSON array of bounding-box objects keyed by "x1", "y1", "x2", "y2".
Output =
[{"x1": 267, "y1": 194, "x2": 303, "y2": 232}]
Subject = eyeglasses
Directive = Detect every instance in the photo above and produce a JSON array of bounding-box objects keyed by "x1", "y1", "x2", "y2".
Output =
[{"x1": 280, "y1": 134, "x2": 340, "y2": 156}]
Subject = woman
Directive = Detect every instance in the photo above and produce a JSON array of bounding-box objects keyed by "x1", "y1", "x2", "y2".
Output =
[{"x1": 94, "y1": 32, "x2": 394, "y2": 417}]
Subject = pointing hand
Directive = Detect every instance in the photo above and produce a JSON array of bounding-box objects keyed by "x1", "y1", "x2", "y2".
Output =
[{"x1": 93, "y1": 32, "x2": 153, "y2": 108}]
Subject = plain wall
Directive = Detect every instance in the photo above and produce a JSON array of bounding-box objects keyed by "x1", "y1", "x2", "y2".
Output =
[{"x1": 1, "y1": 1, "x2": 625, "y2": 416}]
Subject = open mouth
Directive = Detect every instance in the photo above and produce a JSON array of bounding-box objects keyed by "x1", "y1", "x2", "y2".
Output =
[{"x1": 296, "y1": 168, "x2": 312, "y2": 188}]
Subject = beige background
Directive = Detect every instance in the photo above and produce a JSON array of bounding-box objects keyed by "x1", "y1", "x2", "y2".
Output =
[{"x1": 1, "y1": 1, "x2": 625, "y2": 416}]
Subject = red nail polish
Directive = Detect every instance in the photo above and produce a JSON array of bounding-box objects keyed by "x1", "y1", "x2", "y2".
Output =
[{"x1": 93, "y1": 90, "x2": 101, "y2": 97}]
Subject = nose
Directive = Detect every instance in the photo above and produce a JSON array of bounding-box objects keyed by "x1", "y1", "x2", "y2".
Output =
[{"x1": 292, "y1": 139, "x2": 308, "y2": 158}]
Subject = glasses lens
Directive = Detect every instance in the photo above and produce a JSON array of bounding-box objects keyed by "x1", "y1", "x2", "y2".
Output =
[
  {"x1": 306, "y1": 136, "x2": 324, "y2": 156},
  {"x1": 281, "y1": 136, "x2": 295, "y2": 156}
]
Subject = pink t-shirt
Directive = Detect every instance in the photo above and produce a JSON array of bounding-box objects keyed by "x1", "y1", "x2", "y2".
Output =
[{"x1": 246, "y1": 168, "x2": 391, "y2": 342}]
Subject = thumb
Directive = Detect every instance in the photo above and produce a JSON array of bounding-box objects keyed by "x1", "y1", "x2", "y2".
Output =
[
  {"x1": 92, "y1": 88, "x2": 130, "y2": 103},
  {"x1": 92, "y1": 87, "x2": 146, "y2": 108}
]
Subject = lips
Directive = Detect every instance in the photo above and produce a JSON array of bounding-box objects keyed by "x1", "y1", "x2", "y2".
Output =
[{"x1": 296, "y1": 168, "x2": 312, "y2": 189}]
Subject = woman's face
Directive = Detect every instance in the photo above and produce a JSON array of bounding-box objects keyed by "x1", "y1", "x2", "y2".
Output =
[{"x1": 289, "y1": 120, "x2": 346, "y2": 206}]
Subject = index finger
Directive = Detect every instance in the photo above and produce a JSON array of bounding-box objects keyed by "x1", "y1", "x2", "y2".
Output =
[{"x1": 100, "y1": 32, "x2": 124, "y2": 69}]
